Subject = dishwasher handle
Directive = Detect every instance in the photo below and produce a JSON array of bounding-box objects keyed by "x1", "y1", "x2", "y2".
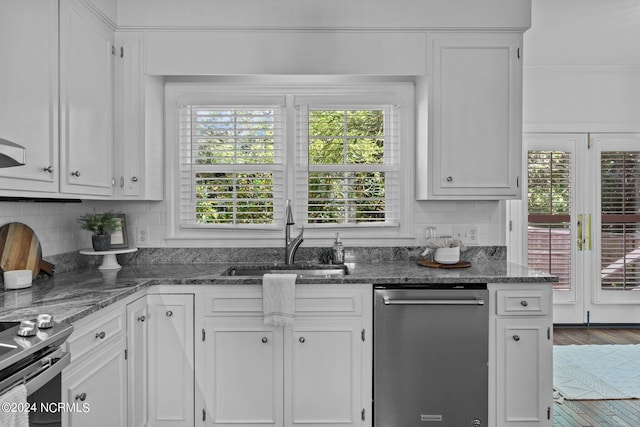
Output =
[{"x1": 383, "y1": 296, "x2": 485, "y2": 306}]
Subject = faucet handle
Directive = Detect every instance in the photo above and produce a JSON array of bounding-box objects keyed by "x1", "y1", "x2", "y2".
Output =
[{"x1": 285, "y1": 199, "x2": 295, "y2": 225}]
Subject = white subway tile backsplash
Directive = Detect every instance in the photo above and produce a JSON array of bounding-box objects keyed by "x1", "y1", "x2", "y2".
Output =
[{"x1": 0, "y1": 197, "x2": 505, "y2": 255}]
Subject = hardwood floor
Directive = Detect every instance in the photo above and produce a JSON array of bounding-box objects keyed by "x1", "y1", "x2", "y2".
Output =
[
  {"x1": 554, "y1": 327, "x2": 640, "y2": 346},
  {"x1": 552, "y1": 327, "x2": 640, "y2": 427}
]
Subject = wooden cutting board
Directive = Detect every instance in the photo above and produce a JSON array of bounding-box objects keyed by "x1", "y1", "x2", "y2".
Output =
[
  {"x1": 0, "y1": 222, "x2": 52, "y2": 279},
  {"x1": 417, "y1": 259, "x2": 471, "y2": 269}
]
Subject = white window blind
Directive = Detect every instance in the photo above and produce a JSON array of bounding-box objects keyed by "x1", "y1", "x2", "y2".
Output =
[
  {"x1": 527, "y1": 150, "x2": 572, "y2": 290},
  {"x1": 296, "y1": 105, "x2": 399, "y2": 226},
  {"x1": 600, "y1": 151, "x2": 640, "y2": 290},
  {"x1": 179, "y1": 105, "x2": 285, "y2": 227}
]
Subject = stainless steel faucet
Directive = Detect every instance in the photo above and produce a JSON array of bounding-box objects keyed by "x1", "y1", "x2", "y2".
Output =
[{"x1": 284, "y1": 200, "x2": 304, "y2": 265}]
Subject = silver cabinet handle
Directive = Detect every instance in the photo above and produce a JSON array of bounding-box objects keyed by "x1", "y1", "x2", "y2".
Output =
[
  {"x1": 262, "y1": 337, "x2": 268, "y2": 343},
  {"x1": 513, "y1": 335, "x2": 520, "y2": 342},
  {"x1": 446, "y1": 176, "x2": 453, "y2": 182},
  {"x1": 95, "y1": 331, "x2": 106, "y2": 339},
  {"x1": 71, "y1": 170, "x2": 81, "y2": 177},
  {"x1": 131, "y1": 176, "x2": 139, "y2": 182},
  {"x1": 166, "y1": 311, "x2": 173, "y2": 317},
  {"x1": 299, "y1": 337, "x2": 305, "y2": 343},
  {"x1": 43, "y1": 166, "x2": 54, "y2": 173},
  {"x1": 520, "y1": 300, "x2": 529, "y2": 307},
  {"x1": 75, "y1": 392, "x2": 87, "y2": 401},
  {"x1": 383, "y1": 297, "x2": 484, "y2": 306},
  {"x1": 137, "y1": 315, "x2": 146, "y2": 322},
  {"x1": 120, "y1": 177, "x2": 124, "y2": 188}
]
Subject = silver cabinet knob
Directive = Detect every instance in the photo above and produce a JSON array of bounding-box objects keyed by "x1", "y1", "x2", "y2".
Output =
[
  {"x1": 131, "y1": 176, "x2": 139, "y2": 182},
  {"x1": 137, "y1": 315, "x2": 146, "y2": 322},
  {"x1": 520, "y1": 300, "x2": 529, "y2": 307},
  {"x1": 446, "y1": 176, "x2": 453, "y2": 182},
  {"x1": 71, "y1": 170, "x2": 81, "y2": 177},
  {"x1": 299, "y1": 337, "x2": 305, "y2": 343},
  {"x1": 75, "y1": 392, "x2": 87, "y2": 401},
  {"x1": 262, "y1": 337, "x2": 268, "y2": 343},
  {"x1": 95, "y1": 331, "x2": 106, "y2": 339},
  {"x1": 166, "y1": 311, "x2": 173, "y2": 317},
  {"x1": 43, "y1": 166, "x2": 54, "y2": 173},
  {"x1": 513, "y1": 335, "x2": 520, "y2": 342}
]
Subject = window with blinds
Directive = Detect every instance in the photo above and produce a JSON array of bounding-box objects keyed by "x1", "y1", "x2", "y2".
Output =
[
  {"x1": 527, "y1": 150, "x2": 572, "y2": 290},
  {"x1": 600, "y1": 151, "x2": 640, "y2": 290},
  {"x1": 297, "y1": 106, "x2": 399, "y2": 226},
  {"x1": 179, "y1": 105, "x2": 284, "y2": 226}
]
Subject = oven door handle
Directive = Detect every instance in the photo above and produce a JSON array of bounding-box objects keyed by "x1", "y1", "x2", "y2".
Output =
[
  {"x1": 25, "y1": 352, "x2": 71, "y2": 396},
  {"x1": 383, "y1": 297, "x2": 485, "y2": 306}
]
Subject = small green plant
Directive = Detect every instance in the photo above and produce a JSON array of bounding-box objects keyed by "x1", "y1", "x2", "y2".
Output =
[{"x1": 77, "y1": 210, "x2": 121, "y2": 236}]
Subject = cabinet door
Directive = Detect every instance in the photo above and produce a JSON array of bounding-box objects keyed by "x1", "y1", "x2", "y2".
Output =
[
  {"x1": 0, "y1": 0, "x2": 58, "y2": 194},
  {"x1": 114, "y1": 32, "x2": 164, "y2": 201},
  {"x1": 284, "y1": 318, "x2": 365, "y2": 427},
  {"x1": 148, "y1": 294, "x2": 195, "y2": 427},
  {"x1": 204, "y1": 317, "x2": 284, "y2": 427},
  {"x1": 114, "y1": 33, "x2": 143, "y2": 198},
  {"x1": 127, "y1": 295, "x2": 148, "y2": 427},
  {"x1": 496, "y1": 318, "x2": 553, "y2": 426},
  {"x1": 62, "y1": 337, "x2": 127, "y2": 427},
  {"x1": 60, "y1": 0, "x2": 114, "y2": 197},
  {"x1": 420, "y1": 32, "x2": 522, "y2": 200}
]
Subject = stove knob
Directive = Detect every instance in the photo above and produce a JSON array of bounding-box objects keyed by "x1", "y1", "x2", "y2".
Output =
[
  {"x1": 37, "y1": 314, "x2": 53, "y2": 329},
  {"x1": 17, "y1": 320, "x2": 37, "y2": 337}
]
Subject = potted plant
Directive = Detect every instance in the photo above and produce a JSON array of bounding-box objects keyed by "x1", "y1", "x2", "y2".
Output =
[{"x1": 77, "y1": 210, "x2": 121, "y2": 251}]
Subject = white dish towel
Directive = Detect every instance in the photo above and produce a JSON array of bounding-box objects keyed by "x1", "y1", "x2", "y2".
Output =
[
  {"x1": 0, "y1": 384, "x2": 29, "y2": 427},
  {"x1": 262, "y1": 273, "x2": 297, "y2": 326}
]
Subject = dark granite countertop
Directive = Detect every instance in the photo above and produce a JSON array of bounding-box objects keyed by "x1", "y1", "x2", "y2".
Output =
[{"x1": 0, "y1": 261, "x2": 555, "y2": 324}]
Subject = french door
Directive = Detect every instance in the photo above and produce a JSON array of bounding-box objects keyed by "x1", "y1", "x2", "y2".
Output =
[{"x1": 517, "y1": 133, "x2": 640, "y2": 324}]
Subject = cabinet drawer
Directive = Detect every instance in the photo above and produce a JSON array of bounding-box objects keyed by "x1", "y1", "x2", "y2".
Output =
[
  {"x1": 205, "y1": 288, "x2": 264, "y2": 315},
  {"x1": 496, "y1": 290, "x2": 550, "y2": 316},
  {"x1": 204, "y1": 285, "x2": 364, "y2": 317},
  {"x1": 295, "y1": 288, "x2": 363, "y2": 316},
  {"x1": 66, "y1": 307, "x2": 124, "y2": 361}
]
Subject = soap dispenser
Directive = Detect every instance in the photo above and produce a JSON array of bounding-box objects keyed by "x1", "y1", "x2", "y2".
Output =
[{"x1": 331, "y1": 233, "x2": 345, "y2": 264}]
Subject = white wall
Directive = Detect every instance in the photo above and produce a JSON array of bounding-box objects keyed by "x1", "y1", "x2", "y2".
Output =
[
  {"x1": 117, "y1": 0, "x2": 531, "y2": 30},
  {"x1": 523, "y1": 0, "x2": 640, "y2": 132}
]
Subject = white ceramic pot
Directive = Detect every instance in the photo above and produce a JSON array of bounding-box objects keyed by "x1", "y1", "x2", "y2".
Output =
[{"x1": 434, "y1": 247, "x2": 460, "y2": 264}]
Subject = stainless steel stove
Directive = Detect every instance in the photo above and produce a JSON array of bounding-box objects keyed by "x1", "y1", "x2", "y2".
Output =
[{"x1": 0, "y1": 317, "x2": 73, "y2": 426}]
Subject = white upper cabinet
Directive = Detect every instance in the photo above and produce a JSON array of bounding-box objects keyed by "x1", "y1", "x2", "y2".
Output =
[
  {"x1": 114, "y1": 32, "x2": 164, "y2": 200},
  {"x1": 60, "y1": 0, "x2": 115, "y2": 197},
  {"x1": 417, "y1": 32, "x2": 523, "y2": 200},
  {"x1": 0, "y1": 0, "x2": 59, "y2": 195}
]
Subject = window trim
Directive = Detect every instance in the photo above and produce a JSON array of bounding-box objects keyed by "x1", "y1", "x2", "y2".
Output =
[{"x1": 165, "y1": 80, "x2": 415, "y2": 247}]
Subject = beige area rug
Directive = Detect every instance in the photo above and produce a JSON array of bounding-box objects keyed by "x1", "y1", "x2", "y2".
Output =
[{"x1": 554, "y1": 344, "x2": 640, "y2": 400}]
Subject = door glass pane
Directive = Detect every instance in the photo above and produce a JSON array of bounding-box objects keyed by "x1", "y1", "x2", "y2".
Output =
[
  {"x1": 527, "y1": 151, "x2": 572, "y2": 290},
  {"x1": 600, "y1": 151, "x2": 640, "y2": 290}
]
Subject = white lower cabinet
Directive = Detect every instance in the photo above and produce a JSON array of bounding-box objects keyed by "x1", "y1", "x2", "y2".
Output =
[
  {"x1": 492, "y1": 286, "x2": 553, "y2": 427},
  {"x1": 285, "y1": 318, "x2": 364, "y2": 427},
  {"x1": 62, "y1": 338, "x2": 126, "y2": 427},
  {"x1": 126, "y1": 293, "x2": 195, "y2": 427},
  {"x1": 147, "y1": 294, "x2": 195, "y2": 427},
  {"x1": 204, "y1": 317, "x2": 284, "y2": 426},
  {"x1": 199, "y1": 285, "x2": 372, "y2": 427},
  {"x1": 62, "y1": 304, "x2": 127, "y2": 427},
  {"x1": 126, "y1": 295, "x2": 149, "y2": 427}
]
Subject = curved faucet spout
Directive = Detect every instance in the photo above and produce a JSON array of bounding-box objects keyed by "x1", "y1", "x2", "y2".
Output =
[
  {"x1": 284, "y1": 200, "x2": 303, "y2": 264},
  {"x1": 285, "y1": 227, "x2": 304, "y2": 265}
]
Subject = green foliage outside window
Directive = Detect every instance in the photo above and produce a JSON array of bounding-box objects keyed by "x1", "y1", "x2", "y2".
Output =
[
  {"x1": 308, "y1": 110, "x2": 387, "y2": 223},
  {"x1": 187, "y1": 107, "x2": 390, "y2": 225},
  {"x1": 192, "y1": 109, "x2": 276, "y2": 224}
]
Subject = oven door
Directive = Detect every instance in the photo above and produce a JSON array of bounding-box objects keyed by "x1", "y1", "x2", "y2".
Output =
[{"x1": 0, "y1": 350, "x2": 70, "y2": 426}]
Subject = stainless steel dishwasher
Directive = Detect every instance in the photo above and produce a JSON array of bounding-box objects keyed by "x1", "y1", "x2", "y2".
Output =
[{"x1": 373, "y1": 285, "x2": 489, "y2": 427}]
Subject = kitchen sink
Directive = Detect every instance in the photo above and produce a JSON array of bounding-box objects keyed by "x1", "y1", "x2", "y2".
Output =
[{"x1": 222, "y1": 264, "x2": 349, "y2": 277}]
